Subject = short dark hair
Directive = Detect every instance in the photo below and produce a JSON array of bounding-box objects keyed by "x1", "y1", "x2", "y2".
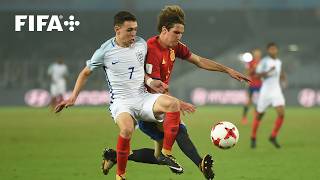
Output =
[
  {"x1": 114, "y1": 11, "x2": 136, "y2": 26},
  {"x1": 157, "y1": 5, "x2": 185, "y2": 33},
  {"x1": 267, "y1": 42, "x2": 278, "y2": 49}
]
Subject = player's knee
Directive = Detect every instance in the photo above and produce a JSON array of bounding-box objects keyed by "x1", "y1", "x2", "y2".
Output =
[
  {"x1": 166, "y1": 98, "x2": 180, "y2": 112},
  {"x1": 176, "y1": 124, "x2": 188, "y2": 140},
  {"x1": 119, "y1": 127, "x2": 134, "y2": 138},
  {"x1": 277, "y1": 109, "x2": 285, "y2": 118},
  {"x1": 256, "y1": 112, "x2": 264, "y2": 121},
  {"x1": 278, "y1": 113, "x2": 285, "y2": 119}
]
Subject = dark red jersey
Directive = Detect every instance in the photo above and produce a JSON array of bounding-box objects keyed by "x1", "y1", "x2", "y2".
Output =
[
  {"x1": 146, "y1": 36, "x2": 191, "y2": 85},
  {"x1": 247, "y1": 59, "x2": 262, "y2": 88}
]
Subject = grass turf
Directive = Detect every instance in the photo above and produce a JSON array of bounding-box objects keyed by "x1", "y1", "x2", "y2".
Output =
[{"x1": 0, "y1": 106, "x2": 319, "y2": 180}]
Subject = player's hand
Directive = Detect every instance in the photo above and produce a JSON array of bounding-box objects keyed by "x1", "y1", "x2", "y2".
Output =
[
  {"x1": 149, "y1": 80, "x2": 168, "y2": 94},
  {"x1": 268, "y1": 66, "x2": 276, "y2": 73},
  {"x1": 180, "y1": 101, "x2": 196, "y2": 116},
  {"x1": 54, "y1": 98, "x2": 76, "y2": 113},
  {"x1": 262, "y1": 66, "x2": 276, "y2": 78},
  {"x1": 227, "y1": 68, "x2": 251, "y2": 83}
]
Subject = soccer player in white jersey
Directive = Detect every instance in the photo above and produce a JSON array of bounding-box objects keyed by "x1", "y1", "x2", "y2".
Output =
[
  {"x1": 251, "y1": 42, "x2": 287, "y2": 149},
  {"x1": 54, "y1": 11, "x2": 184, "y2": 180},
  {"x1": 47, "y1": 58, "x2": 68, "y2": 109}
]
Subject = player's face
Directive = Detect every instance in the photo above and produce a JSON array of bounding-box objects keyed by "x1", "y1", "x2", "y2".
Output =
[
  {"x1": 268, "y1": 46, "x2": 278, "y2": 58},
  {"x1": 115, "y1": 21, "x2": 138, "y2": 46},
  {"x1": 252, "y1": 49, "x2": 262, "y2": 60},
  {"x1": 163, "y1": 24, "x2": 184, "y2": 47}
]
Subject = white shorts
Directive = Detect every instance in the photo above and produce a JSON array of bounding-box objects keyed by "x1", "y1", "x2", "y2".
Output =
[
  {"x1": 50, "y1": 81, "x2": 66, "y2": 97},
  {"x1": 256, "y1": 93, "x2": 285, "y2": 113},
  {"x1": 109, "y1": 93, "x2": 164, "y2": 123}
]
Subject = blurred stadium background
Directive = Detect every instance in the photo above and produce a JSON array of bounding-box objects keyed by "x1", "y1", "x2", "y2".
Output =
[
  {"x1": 1, "y1": 1, "x2": 320, "y2": 180},
  {"x1": 1, "y1": 0, "x2": 320, "y2": 107}
]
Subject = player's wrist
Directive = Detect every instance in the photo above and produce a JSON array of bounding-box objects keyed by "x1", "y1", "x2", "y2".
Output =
[{"x1": 146, "y1": 78, "x2": 154, "y2": 87}]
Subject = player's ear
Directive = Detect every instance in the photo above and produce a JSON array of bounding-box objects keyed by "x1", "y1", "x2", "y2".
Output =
[
  {"x1": 114, "y1": 25, "x2": 121, "y2": 34},
  {"x1": 161, "y1": 26, "x2": 168, "y2": 33}
]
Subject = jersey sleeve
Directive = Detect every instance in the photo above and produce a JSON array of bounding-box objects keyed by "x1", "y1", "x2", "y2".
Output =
[
  {"x1": 86, "y1": 48, "x2": 105, "y2": 71},
  {"x1": 86, "y1": 41, "x2": 112, "y2": 71},
  {"x1": 145, "y1": 48, "x2": 161, "y2": 79},
  {"x1": 175, "y1": 41, "x2": 192, "y2": 59},
  {"x1": 140, "y1": 37, "x2": 148, "y2": 56}
]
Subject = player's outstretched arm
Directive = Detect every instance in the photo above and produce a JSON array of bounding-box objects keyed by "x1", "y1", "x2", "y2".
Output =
[
  {"x1": 55, "y1": 67, "x2": 92, "y2": 113},
  {"x1": 144, "y1": 75, "x2": 168, "y2": 94},
  {"x1": 256, "y1": 66, "x2": 275, "y2": 79},
  {"x1": 186, "y1": 53, "x2": 251, "y2": 83}
]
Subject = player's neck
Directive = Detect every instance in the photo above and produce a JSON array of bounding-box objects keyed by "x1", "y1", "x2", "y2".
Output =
[
  {"x1": 115, "y1": 37, "x2": 130, "y2": 48},
  {"x1": 270, "y1": 55, "x2": 277, "y2": 60},
  {"x1": 157, "y1": 35, "x2": 169, "y2": 49}
]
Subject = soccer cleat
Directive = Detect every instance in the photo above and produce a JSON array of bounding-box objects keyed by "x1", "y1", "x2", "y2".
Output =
[
  {"x1": 157, "y1": 153, "x2": 184, "y2": 174},
  {"x1": 251, "y1": 138, "x2": 256, "y2": 149},
  {"x1": 199, "y1": 154, "x2": 215, "y2": 180},
  {"x1": 101, "y1": 148, "x2": 117, "y2": 175},
  {"x1": 116, "y1": 174, "x2": 126, "y2": 180},
  {"x1": 269, "y1": 136, "x2": 281, "y2": 148}
]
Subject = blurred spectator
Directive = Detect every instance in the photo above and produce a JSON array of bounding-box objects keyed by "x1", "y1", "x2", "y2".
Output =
[{"x1": 47, "y1": 57, "x2": 68, "y2": 110}]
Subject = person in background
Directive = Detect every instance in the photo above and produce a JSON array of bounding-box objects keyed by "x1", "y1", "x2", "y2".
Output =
[
  {"x1": 242, "y1": 48, "x2": 262, "y2": 124},
  {"x1": 47, "y1": 57, "x2": 68, "y2": 110}
]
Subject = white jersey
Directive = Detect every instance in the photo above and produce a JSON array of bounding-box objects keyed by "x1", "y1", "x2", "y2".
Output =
[
  {"x1": 48, "y1": 63, "x2": 68, "y2": 83},
  {"x1": 86, "y1": 36, "x2": 147, "y2": 101},
  {"x1": 255, "y1": 56, "x2": 285, "y2": 112},
  {"x1": 256, "y1": 56, "x2": 283, "y2": 96},
  {"x1": 48, "y1": 62, "x2": 68, "y2": 96}
]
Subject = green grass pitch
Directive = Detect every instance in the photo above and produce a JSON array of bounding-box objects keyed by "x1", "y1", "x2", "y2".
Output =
[{"x1": 1, "y1": 106, "x2": 319, "y2": 180}]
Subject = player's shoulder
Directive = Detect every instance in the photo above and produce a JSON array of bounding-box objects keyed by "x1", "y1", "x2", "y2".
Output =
[
  {"x1": 99, "y1": 37, "x2": 117, "y2": 51},
  {"x1": 249, "y1": 59, "x2": 255, "y2": 66},
  {"x1": 135, "y1": 36, "x2": 146, "y2": 45},
  {"x1": 48, "y1": 63, "x2": 55, "y2": 68},
  {"x1": 261, "y1": 56, "x2": 270, "y2": 63},
  {"x1": 147, "y1": 36, "x2": 158, "y2": 45},
  {"x1": 174, "y1": 41, "x2": 190, "y2": 53},
  {"x1": 177, "y1": 41, "x2": 188, "y2": 48},
  {"x1": 134, "y1": 36, "x2": 147, "y2": 53},
  {"x1": 146, "y1": 36, "x2": 161, "y2": 53}
]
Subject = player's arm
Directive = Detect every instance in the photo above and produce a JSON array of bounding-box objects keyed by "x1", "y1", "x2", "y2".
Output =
[
  {"x1": 280, "y1": 67, "x2": 288, "y2": 88},
  {"x1": 186, "y1": 53, "x2": 251, "y2": 83},
  {"x1": 55, "y1": 67, "x2": 92, "y2": 113},
  {"x1": 144, "y1": 75, "x2": 168, "y2": 94},
  {"x1": 255, "y1": 66, "x2": 275, "y2": 79}
]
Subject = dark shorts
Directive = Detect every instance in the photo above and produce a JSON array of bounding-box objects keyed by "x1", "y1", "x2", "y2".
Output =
[
  {"x1": 138, "y1": 120, "x2": 186, "y2": 141},
  {"x1": 248, "y1": 87, "x2": 261, "y2": 96}
]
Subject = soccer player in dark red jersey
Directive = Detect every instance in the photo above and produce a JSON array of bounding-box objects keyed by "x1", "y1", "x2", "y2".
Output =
[
  {"x1": 241, "y1": 49, "x2": 262, "y2": 124},
  {"x1": 102, "y1": 5, "x2": 250, "y2": 180}
]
